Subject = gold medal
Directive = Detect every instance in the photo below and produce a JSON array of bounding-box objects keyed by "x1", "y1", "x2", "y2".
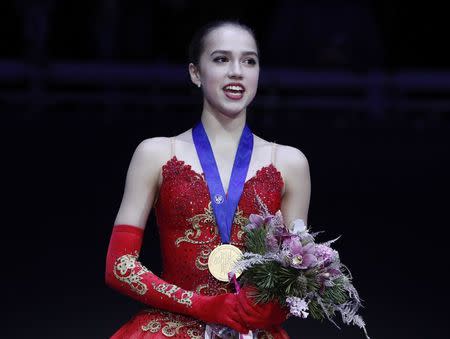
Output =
[{"x1": 207, "y1": 244, "x2": 243, "y2": 282}]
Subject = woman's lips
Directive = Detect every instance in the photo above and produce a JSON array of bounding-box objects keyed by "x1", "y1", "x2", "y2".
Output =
[{"x1": 223, "y1": 83, "x2": 245, "y2": 100}]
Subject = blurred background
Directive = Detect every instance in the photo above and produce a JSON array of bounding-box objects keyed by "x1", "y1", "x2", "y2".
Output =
[{"x1": 1, "y1": 0, "x2": 448, "y2": 338}]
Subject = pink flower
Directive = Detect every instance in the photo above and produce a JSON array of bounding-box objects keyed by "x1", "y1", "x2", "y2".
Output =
[
  {"x1": 314, "y1": 244, "x2": 339, "y2": 266},
  {"x1": 268, "y1": 211, "x2": 291, "y2": 239},
  {"x1": 283, "y1": 237, "x2": 318, "y2": 269},
  {"x1": 246, "y1": 213, "x2": 273, "y2": 230},
  {"x1": 265, "y1": 233, "x2": 279, "y2": 252}
]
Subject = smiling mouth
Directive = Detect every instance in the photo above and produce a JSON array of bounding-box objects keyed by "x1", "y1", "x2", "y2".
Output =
[{"x1": 223, "y1": 84, "x2": 245, "y2": 100}]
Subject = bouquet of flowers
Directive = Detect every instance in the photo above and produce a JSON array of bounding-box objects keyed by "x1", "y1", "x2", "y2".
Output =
[{"x1": 231, "y1": 196, "x2": 371, "y2": 338}]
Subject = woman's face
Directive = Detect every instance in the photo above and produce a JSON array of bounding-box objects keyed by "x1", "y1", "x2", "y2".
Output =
[{"x1": 190, "y1": 25, "x2": 260, "y2": 118}]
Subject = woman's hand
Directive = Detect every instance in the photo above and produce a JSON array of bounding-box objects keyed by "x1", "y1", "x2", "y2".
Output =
[
  {"x1": 236, "y1": 286, "x2": 289, "y2": 330},
  {"x1": 192, "y1": 292, "x2": 250, "y2": 334}
]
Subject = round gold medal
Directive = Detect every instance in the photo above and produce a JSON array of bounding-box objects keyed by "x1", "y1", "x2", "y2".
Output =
[{"x1": 207, "y1": 244, "x2": 243, "y2": 282}]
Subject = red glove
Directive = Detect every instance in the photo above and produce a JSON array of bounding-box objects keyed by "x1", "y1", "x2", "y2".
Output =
[
  {"x1": 237, "y1": 285, "x2": 289, "y2": 331},
  {"x1": 266, "y1": 327, "x2": 290, "y2": 339},
  {"x1": 105, "y1": 224, "x2": 249, "y2": 334}
]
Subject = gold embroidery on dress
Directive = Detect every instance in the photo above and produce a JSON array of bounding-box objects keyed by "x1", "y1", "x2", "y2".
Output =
[
  {"x1": 195, "y1": 246, "x2": 211, "y2": 270},
  {"x1": 186, "y1": 328, "x2": 203, "y2": 339},
  {"x1": 176, "y1": 202, "x2": 249, "y2": 247},
  {"x1": 113, "y1": 253, "x2": 149, "y2": 295},
  {"x1": 196, "y1": 283, "x2": 228, "y2": 296},
  {"x1": 195, "y1": 284, "x2": 209, "y2": 294},
  {"x1": 232, "y1": 208, "x2": 249, "y2": 244},
  {"x1": 142, "y1": 308, "x2": 203, "y2": 338},
  {"x1": 152, "y1": 282, "x2": 194, "y2": 307},
  {"x1": 142, "y1": 319, "x2": 161, "y2": 333},
  {"x1": 176, "y1": 202, "x2": 218, "y2": 246}
]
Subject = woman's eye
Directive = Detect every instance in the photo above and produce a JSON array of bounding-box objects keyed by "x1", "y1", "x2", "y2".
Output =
[
  {"x1": 243, "y1": 58, "x2": 257, "y2": 65},
  {"x1": 213, "y1": 56, "x2": 228, "y2": 63}
]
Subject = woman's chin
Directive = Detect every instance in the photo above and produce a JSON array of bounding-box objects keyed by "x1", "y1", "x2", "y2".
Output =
[
  {"x1": 218, "y1": 101, "x2": 252, "y2": 117},
  {"x1": 220, "y1": 108, "x2": 247, "y2": 119}
]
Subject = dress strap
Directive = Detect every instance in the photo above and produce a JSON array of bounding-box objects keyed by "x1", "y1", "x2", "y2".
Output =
[
  {"x1": 271, "y1": 141, "x2": 277, "y2": 166},
  {"x1": 170, "y1": 137, "x2": 175, "y2": 158}
]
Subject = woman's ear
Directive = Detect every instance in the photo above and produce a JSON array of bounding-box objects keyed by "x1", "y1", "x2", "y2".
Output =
[{"x1": 189, "y1": 63, "x2": 201, "y2": 88}]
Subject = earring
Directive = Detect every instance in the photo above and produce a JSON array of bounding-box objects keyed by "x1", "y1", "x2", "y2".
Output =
[{"x1": 197, "y1": 83, "x2": 201, "y2": 88}]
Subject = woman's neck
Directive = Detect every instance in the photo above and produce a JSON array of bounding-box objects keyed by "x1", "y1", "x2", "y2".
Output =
[{"x1": 200, "y1": 110, "x2": 247, "y2": 147}]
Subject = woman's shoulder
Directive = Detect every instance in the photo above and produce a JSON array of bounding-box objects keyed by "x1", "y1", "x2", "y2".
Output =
[
  {"x1": 131, "y1": 130, "x2": 192, "y2": 167},
  {"x1": 276, "y1": 143, "x2": 309, "y2": 168},
  {"x1": 269, "y1": 141, "x2": 310, "y2": 193},
  {"x1": 254, "y1": 134, "x2": 309, "y2": 169},
  {"x1": 129, "y1": 136, "x2": 180, "y2": 174},
  {"x1": 133, "y1": 136, "x2": 171, "y2": 160}
]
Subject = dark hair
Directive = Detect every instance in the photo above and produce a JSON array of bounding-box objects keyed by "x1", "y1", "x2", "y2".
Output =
[{"x1": 188, "y1": 20, "x2": 259, "y2": 66}]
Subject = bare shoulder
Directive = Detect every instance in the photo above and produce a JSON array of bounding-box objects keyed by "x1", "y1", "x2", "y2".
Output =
[
  {"x1": 113, "y1": 137, "x2": 173, "y2": 227},
  {"x1": 276, "y1": 143, "x2": 309, "y2": 171},
  {"x1": 274, "y1": 143, "x2": 310, "y2": 200},
  {"x1": 134, "y1": 136, "x2": 171, "y2": 159},
  {"x1": 253, "y1": 134, "x2": 309, "y2": 170},
  {"x1": 128, "y1": 137, "x2": 172, "y2": 175},
  {"x1": 270, "y1": 141, "x2": 310, "y2": 191}
]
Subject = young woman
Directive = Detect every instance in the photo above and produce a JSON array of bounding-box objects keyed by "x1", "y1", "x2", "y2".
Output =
[{"x1": 105, "y1": 20, "x2": 311, "y2": 339}]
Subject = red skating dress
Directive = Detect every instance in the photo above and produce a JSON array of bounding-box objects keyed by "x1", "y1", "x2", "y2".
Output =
[{"x1": 111, "y1": 145, "x2": 285, "y2": 338}]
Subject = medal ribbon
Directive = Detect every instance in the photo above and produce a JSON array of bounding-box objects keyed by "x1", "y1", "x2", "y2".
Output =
[{"x1": 192, "y1": 121, "x2": 253, "y2": 244}]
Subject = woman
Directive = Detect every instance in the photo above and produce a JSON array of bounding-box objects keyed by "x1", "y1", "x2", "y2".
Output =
[{"x1": 105, "y1": 20, "x2": 311, "y2": 338}]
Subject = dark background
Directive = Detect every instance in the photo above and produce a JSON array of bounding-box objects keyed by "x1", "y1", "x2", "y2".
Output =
[{"x1": 1, "y1": 1, "x2": 449, "y2": 338}]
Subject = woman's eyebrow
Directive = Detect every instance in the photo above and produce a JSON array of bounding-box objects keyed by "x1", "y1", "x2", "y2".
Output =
[{"x1": 210, "y1": 50, "x2": 259, "y2": 57}]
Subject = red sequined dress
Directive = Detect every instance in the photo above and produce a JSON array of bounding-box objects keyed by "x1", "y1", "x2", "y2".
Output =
[{"x1": 111, "y1": 140, "x2": 285, "y2": 339}]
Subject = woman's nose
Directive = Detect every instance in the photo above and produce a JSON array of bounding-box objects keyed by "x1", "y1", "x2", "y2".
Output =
[{"x1": 227, "y1": 61, "x2": 243, "y2": 78}]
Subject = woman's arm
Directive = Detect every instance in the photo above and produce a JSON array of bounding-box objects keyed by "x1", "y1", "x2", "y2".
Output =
[
  {"x1": 278, "y1": 145, "x2": 311, "y2": 226},
  {"x1": 105, "y1": 224, "x2": 250, "y2": 333},
  {"x1": 113, "y1": 137, "x2": 167, "y2": 228}
]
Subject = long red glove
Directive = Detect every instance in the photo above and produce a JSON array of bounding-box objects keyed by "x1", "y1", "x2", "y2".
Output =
[
  {"x1": 237, "y1": 285, "x2": 290, "y2": 335},
  {"x1": 105, "y1": 224, "x2": 249, "y2": 334}
]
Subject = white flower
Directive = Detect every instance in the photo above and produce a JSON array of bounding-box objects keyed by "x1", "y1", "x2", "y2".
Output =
[
  {"x1": 286, "y1": 296, "x2": 309, "y2": 318},
  {"x1": 290, "y1": 219, "x2": 307, "y2": 235}
]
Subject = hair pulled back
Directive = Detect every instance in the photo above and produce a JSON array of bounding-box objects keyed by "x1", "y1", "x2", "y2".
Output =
[{"x1": 188, "y1": 20, "x2": 259, "y2": 66}]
